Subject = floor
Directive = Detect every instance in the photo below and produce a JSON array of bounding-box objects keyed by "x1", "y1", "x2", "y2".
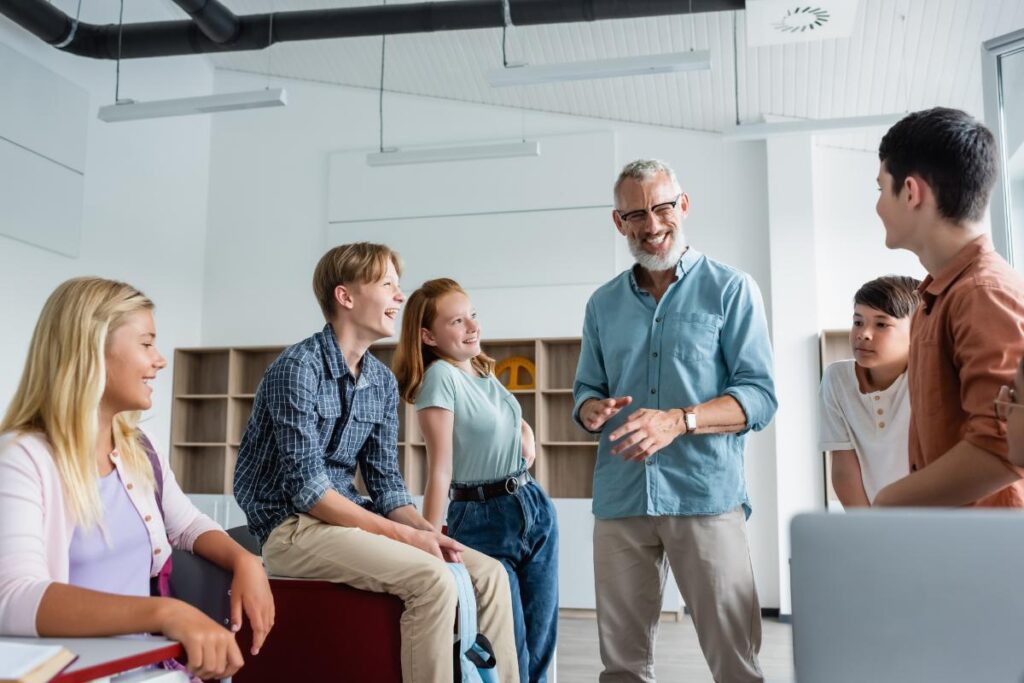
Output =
[{"x1": 556, "y1": 614, "x2": 794, "y2": 682}]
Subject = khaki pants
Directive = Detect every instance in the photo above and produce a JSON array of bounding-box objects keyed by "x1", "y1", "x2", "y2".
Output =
[
  {"x1": 262, "y1": 513, "x2": 518, "y2": 683},
  {"x1": 594, "y1": 509, "x2": 763, "y2": 683}
]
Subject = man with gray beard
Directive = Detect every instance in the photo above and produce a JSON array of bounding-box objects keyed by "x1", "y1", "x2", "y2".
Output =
[{"x1": 572, "y1": 159, "x2": 777, "y2": 683}]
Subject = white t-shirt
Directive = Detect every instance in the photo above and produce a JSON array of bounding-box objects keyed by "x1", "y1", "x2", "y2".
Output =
[{"x1": 818, "y1": 359, "x2": 911, "y2": 502}]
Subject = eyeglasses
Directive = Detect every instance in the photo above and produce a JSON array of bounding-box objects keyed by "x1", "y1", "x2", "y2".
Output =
[
  {"x1": 616, "y1": 194, "x2": 682, "y2": 226},
  {"x1": 994, "y1": 384, "x2": 1022, "y2": 420}
]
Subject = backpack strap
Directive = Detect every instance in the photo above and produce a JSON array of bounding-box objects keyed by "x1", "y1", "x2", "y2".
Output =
[
  {"x1": 139, "y1": 432, "x2": 173, "y2": 598},
  {"x1": 447, "y1": 562, "x2": 478, "y2": 657},
  {"x1": 139, "y1": 432, "x2": 165, "y2": 517}
]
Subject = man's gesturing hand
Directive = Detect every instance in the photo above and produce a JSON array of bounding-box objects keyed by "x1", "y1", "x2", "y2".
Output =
[
  {"x1": 608, "y1": 408, "x2": 686, "y2": 461},
  {"x1": 580, "y1": 396, "x2": 633, "y2": 432}
]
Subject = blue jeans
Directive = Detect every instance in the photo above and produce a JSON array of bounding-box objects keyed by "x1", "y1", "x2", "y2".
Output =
[{"x1": 447, "y1": 479, "x2": 559, "y2": 683}]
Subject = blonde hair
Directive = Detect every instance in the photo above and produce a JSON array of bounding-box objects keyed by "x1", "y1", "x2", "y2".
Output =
[
  {"x1": 313, "y1": 242, "x2": 403, "y2": 320},
  {"x1": 393, "y1": 278, "x2": 494, "y2": 404},
  {"x1": 0, "y1": 277, "x2": 156, "y2": 528}
]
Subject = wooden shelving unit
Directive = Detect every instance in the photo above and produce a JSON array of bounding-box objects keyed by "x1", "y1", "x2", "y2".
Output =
[
  {"x1": 820, "y1": 329, "x2": 854, "y2": 507},
  {"x1": 170, "y1": 338, "x2": 598, "y2": 498}
]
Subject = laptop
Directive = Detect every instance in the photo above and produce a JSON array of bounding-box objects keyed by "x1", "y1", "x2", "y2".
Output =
[{"x1": 790, "y1": 510, "x2": 1024, "y2": 683}]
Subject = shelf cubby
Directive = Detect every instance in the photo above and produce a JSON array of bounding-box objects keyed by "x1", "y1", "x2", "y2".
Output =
[
  {"x1": 230, "y1": 348, "x2": 282, "y2": 396},
  {"x1": 820, "y1": 329, "x2": 855, "y2": 507},
  {"x1": 172, "y1": 397, "x2": 227, "y2": 445},
  {"x1": 544, "y1": 445, "x2": 597, "y2": 498},
  {"x1": 172, "y1": 445, "x2": 228, "y2": 495},
  {"x1": 486, "y1": 341, "x2": 538, "y2": 391},
  {"x1": 542, "y1": 393, "x2": 598, "y2": 443},
  {"x1": 515, "y1": 392, "x2": 537, "y2": 430},
  {"x1": 174, "y1": 350, "x2": 229, "y2": 396},
  {"x1": 540, "y1": 339, "x2": 581, "y2": 390},
  {"x1": 229, "y1": 397, "x2": 254, "y2": 445}
]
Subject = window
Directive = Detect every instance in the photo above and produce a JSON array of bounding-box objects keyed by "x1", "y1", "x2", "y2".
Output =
[{"x1": 983, "y1": 29, "x2": 1024, "y2": 270}]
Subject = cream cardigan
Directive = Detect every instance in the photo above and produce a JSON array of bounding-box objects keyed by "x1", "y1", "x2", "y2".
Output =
[{"x1": 0, "y1": 431, "x2": 221, "y2": 636}]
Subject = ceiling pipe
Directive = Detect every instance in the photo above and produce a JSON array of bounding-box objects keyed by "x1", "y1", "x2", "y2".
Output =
[
  {"x1": 0, "y1": 0, "x2": 744, "y2": 60},
  {"x1": 169, "y1": 0, "x2": 240, "y2": 44}
]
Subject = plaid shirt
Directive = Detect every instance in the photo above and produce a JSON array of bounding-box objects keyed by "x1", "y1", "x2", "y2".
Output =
[{"x1": 233, "y1": 324, "x2": 413, "y2": 545}]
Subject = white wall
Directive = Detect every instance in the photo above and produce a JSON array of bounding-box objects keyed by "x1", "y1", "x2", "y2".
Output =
[
  {"x1": 0, "y1": 4, "x2": 214, "y2": 452},
  {"x1": 812, "y1": 143, "x2": 927, "y2": 330},
  {"x1": 202, "y1": 70, "x2": 772, "y2": 340},
  {"x1": 201, "y1": 69, "x2": 781, "y2": 606}
]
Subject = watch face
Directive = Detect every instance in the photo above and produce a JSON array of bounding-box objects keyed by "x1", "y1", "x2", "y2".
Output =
[{"x1": 686, "y1": 412, "x2": 697, "y2": 431}]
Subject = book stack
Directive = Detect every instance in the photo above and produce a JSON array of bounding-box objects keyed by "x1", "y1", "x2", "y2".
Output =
[{"x1": 0, "y1": 642, "x2": 76, "y2": 683}]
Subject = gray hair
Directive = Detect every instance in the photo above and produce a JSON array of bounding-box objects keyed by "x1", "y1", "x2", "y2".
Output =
[{"x1": 613, "y1": 159, "x2": 679, "y2": 204}]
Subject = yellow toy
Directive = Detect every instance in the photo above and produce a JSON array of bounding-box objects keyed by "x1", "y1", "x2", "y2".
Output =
[{"x1": 494, "y1": 356, "x2": 536, "y2": 390}]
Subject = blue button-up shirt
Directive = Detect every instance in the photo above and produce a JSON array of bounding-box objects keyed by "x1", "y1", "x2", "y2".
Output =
[
  {"x1": 233, "y1": 324, "x2": 413, "y2": 545},
  {"x1": 573, "y1": 249, "x2": 777, "y2": 519}
]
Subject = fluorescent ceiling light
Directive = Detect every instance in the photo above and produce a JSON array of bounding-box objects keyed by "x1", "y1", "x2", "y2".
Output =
[
  {"x1": 366, "y1": 141, "x2": 540, "y2": 166},
  {"x1": 486, "y1": 51, "x2": 711, "y2": 87},
  {"x1": 97, "y1": 88, "x2": 287, "y2": 122},
  {"x1": 723, "y1": 113, "x2": 905, "y2": 140}
]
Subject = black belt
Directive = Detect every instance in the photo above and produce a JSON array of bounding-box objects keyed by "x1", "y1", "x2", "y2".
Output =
[{"x1": 449, "y1": 472, "x2": 529, "y2": 502}]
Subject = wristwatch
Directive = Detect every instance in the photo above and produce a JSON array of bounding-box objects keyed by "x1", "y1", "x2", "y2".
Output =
[{"x1": 684, "y1": 410, "x2": 698, "y2": 434}]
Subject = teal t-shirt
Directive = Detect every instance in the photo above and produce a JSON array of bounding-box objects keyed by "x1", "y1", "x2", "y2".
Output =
[{"x1": 415, "y1": 360, "x2": 525, "y2": 484}]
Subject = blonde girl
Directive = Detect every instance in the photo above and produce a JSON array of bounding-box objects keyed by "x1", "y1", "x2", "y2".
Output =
[{"x1": 0, "y1": 277, "x2": 274, "y2": 680}]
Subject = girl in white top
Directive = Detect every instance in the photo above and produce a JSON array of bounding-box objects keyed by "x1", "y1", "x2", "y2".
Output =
[{"x1": 818, "y1": 275, "x2": 921, "y2": 506}]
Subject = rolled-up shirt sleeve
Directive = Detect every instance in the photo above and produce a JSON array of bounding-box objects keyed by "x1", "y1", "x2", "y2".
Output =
[
  {"x1": 360, "y1": 377, "x2": 414, "y2": 516},
  {"x1": 950, "y1": 284, "x2": 1024, "y2": 464},
  {"x1": 264, "y1": 360, "x2": 334, "y2": 511},
  {"x1": 719, "y1": 274, "x2": 778, "y2": 433},
  {"x1": 573, "y1": 297, "x2": 610, "y2": 432}
]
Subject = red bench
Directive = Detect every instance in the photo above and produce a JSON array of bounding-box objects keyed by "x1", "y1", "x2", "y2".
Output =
[{"x1": 234, "y1": 578, "x2": 404, "y2": 682}]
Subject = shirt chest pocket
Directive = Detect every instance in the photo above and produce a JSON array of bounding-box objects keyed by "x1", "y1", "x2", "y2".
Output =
[
  {"x1": 316, "y1": 393, "x2": 343, "y2": 445},
  {"x1": 316, "y1": 393, "x2": 342, "y2": 420},
  {"x1": 345, "y1": 403, "x2": 384, "y2": 446},
  {"x1": 665, "y1": 312, "x2": 722, "y2": 362},
  {"x1": 912, "y1": 338, "x2": 951, "y2": 416}
]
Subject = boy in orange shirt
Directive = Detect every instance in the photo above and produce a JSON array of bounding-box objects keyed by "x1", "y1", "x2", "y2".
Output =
[{"x1": 872, "y1": 108, "x2": 1024, "y2": 507}]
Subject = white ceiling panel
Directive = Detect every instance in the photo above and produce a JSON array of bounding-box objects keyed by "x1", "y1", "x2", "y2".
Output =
[{"x1": 204, "y1": 0, "x2": 1024, "y2": 143}]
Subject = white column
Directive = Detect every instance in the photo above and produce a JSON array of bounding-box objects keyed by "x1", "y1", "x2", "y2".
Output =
[{"x1": 765, "y1": 135, "x2": 825, "y2": 616}]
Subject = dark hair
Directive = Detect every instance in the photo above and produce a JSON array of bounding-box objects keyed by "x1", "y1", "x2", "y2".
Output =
[
  {"x1": 878, "y1": 107, "x2": 997, "y2": 223},
  {"x1": 854, "y1": 275, "x2": 922, "y2": 319}
]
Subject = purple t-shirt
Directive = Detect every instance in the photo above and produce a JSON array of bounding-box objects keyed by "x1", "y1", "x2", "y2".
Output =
[{"x1": 68, "y1": 468, "x2": 151, "y2": 597}]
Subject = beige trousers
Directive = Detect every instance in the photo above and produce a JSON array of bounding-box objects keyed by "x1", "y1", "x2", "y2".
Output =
[
  {"x1": 262, "y1": 513, "x2": 518, "y2": 683},
  {"x1": 594, "y1": 509, "x2": 763, "y2": 683}
]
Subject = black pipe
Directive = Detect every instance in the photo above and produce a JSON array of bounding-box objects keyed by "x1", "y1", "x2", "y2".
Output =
[
  {"x1": 0, "y1": 0, "x2": 70, "y2": 45},
  {"x1": 170, "y1": 0, "x2": 240, "y2": 44},
  {"x1": 0, "y1": 0, "x2": 744, "y2": 60}
]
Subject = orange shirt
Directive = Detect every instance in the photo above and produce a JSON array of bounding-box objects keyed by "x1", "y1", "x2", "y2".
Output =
[{"x1": 908, "y1": 234, "x2": 1024, "y2": 507}]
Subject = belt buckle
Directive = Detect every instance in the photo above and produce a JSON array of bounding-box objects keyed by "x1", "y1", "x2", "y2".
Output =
[{"x1": 504, "y1": 476, "x2": 521, "y2": 495}]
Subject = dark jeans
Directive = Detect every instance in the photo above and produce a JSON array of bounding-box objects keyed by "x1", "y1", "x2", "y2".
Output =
[{"x1": 447, "y1": 478, "x2": 559, "y2": 683}]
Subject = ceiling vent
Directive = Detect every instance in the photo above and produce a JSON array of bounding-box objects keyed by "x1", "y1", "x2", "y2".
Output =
[
  {"x1": 746, "y1": 0, "x2": 859, "y2": 47},
  {"x1": 773, "y1": 6, "x2": 831, "y2": 33}
]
